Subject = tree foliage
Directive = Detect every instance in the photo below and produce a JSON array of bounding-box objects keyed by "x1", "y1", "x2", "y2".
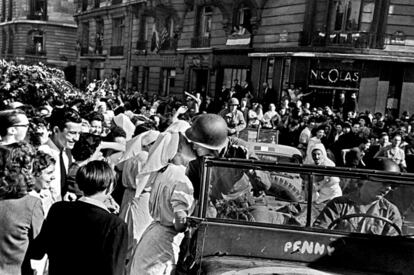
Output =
[{"x1": 0, "y1": 60, "x2": 78, "y2": 108}]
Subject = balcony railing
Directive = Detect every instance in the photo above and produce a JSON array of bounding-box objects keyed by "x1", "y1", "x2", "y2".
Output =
[
  {"x1": 110, "y1": 46, "x2": 124, "y2": 56},
  {"x1": 160, "y1": 38, "x2": 178, "y2": 51},
  {"x1": 95, "y1": 46, "x2": 103, "y2": 55},
  {"x1": 25, "y1": 46, "x2": 46, "y2": 56},
  {"x1": 136, "y1": 40, "x2": 147, "y2": 50},
  {"x1": 27, "y1": 13, "x2": 47, "y2": 20},
  {"x1": 191, "y1": 36, "x2": 211, "y2": 48},
  {"x1": 311, "y1": 31, "x2": 384, "y2": 49}
]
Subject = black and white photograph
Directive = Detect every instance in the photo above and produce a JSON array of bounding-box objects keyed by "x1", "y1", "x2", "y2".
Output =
[{"x1": 0, "y1": 0, "x2": 413, "y2": 274}]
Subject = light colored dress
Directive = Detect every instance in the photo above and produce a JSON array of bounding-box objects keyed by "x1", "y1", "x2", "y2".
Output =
[
  {"x1": 307, "y1": 143, "x2": 342, "y2": 204},
  {"x1": 127, "y1": 164, "x2": 194, "y2": 275},
  {"x1": 29, "y1": 189, "x2": 53, "y2": 274},
  {"x1": 118, "y1": 151, "x2": 151, "y2": 261}
]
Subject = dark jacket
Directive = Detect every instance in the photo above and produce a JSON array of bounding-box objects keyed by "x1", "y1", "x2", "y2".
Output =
[{"x1": 30, "y1": 201, "x2": 127, "y2": 275}]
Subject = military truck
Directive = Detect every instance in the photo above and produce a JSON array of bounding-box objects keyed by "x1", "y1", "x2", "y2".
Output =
[{"x1": 179, "y1": 158, "x2": 414, "y2": 275}]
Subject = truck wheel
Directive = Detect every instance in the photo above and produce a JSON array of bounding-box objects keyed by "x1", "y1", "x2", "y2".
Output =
[{"x1": 267, "y1": 172, "x2": 303, "y2": 202}]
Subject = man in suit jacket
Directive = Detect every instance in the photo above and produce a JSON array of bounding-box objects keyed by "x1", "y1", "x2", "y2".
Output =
[
  {"x1": 30, "y1": 161, "x2": 128, "y2": 275},
  {"x1": 38, "y1": 107, "x2": 82, "y2": 201}
]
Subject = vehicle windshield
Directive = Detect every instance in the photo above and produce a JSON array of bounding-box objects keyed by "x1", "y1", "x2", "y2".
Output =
[{"x1": 198, "y1": 158, "x2": 414, "y2": 237}]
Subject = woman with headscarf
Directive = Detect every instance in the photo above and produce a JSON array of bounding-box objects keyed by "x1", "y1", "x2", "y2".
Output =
[
  {"x1": 117, "y1": 130, "x2": 159, "y2": 261},
  {"x1": 308, "y1": 143, "x2": 342, "y2": 204},
  {"x1": 127, "y1": 128, "x2": 196, "y2": 275},
  {"x1": 304, "y1": 125, "x2": 325, "y2": 164}
]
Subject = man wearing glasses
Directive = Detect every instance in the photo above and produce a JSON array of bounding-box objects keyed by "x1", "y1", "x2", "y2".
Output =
[{"x1": 0, "y1": 109, "x2": 30, "y2": 145}]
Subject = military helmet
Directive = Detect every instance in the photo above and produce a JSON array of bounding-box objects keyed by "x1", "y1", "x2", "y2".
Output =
[{"x1": 185, "y1": 114, "x2": 228, "y2": 151}]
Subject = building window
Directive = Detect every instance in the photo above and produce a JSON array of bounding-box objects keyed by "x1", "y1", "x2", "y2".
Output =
[
  {"x1": 159, "y1": 17, "x2": 177, "y2": 50},
  {"x1": 111, "y1": 17, "x2": 124, "y2": 48},
  {"x1": 1, "y1": 30, "x2": 6, "y2": 54},
  {"x1": 112, "y1": 0, "x2": 122, "y2": 5},
  {"x1": 7, "y1": 30, "x2": 13, "y2": 54},
  {"x1": 7, "y1": 0, "x2": 12, "y2": 20},
  {"x1": 94, "y1": 0, "x2": 100, "y2": 8},
  {"x1": 132, "y1": 66, "x2": 139, "y2": 89},
  {"x1": 111, "y1": 17, "x2": 124, "y2": 55},
  {"x1": 95, "y1": 18, "x2": 104, "y2": 54},
  {"x1": 223, "y1": 68, "x2": 249, "y2": 88},
  {"x1": 201, "y1": 6, "x2": 213, "y2": 37},
  {"x1": 233, "y1": 3, "x2": 252, "y2": 34},
  {"x1": 142, "y1": 66, "x2": 149, "y2": 93},
  {"x1": 26, "y1": 30, "x2": 46, "y2": 55},
  {"x1": 160, "y1": 68, "x2": 176, "y2": 96},
  {"x1": 329, "y1": 0, "x2": 363, "y2": 32},
  {"x1": 266, "y1": 59, "x2": 274, "y2": 85},
  {"x1": 28, "y1": 0, "x2": 47, "y2": 20},
  {"x1": 136, "y1": 16, "x2": 148, "y2": 50},
  {"x1": 81, "y1": 22, "x2": 89, "y2": 55},
  {"x1": 1, "y1": 0, "x2": 5, "y2": 22},
  {"x1": 80, "y1": 67, "x2": 88, "y2": 89},
  {"x1": 111, "y1": 69, "x2": 121, "y2": 88},
  {"x1": 81, "y1": 0, "x2": 88, "y2": 11},
  {"x1": 95, "y1": 68, "x2": 103, "y2": 80}
]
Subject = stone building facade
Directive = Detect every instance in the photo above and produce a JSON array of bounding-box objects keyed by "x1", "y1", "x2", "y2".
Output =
[
  {"x1": 0, "y1": 0, "x2": 78, "y2": 83},
  {"x1": 75, "y1": 0, "x2": 414, "y2": 115}
]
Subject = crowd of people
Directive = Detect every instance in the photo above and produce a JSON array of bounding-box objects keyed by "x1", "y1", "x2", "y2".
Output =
[{"x1": 0, "y1": 75, "x2": 413, "y2": 275}]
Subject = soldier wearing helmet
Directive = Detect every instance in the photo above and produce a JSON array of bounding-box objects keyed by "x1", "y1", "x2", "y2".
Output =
[
  {"x1": 218, "y1": 98, "x2": 246, "y2": 136},
  {"x1": 185, "y1": 114, "x2": 271, "y2": 206}
]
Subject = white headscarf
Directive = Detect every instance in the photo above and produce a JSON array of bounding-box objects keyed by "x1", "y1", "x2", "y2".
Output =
[
  {"x1": 308, "y1": 143, "x2": 335, "y2": 167},
  {"x1": 165, "y1": 120, "x2": 190, "y2": 133},
  {"x1": 140, "y1": 131, "x2": 180, "y2": 175},
  {"x1": 117, "y1": 130, "x2": 160, "y2": 164},
  {"x1": 113, "y1": 113, "x2": 135, "y2": 140}
]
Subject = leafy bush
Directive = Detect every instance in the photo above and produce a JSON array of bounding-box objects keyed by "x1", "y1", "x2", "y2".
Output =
[{"x1": 0, "y1": 60, "x2": 79, "y2": 108}]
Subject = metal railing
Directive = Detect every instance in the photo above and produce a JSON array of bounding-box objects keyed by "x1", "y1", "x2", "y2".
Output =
[
  {"x1": 27, "y1": 13, "x2": 47, "y2": 20},
  {"x1": 110, "y1": 46, "x2": 124, "y2": 56},
  {"x1": 191, "y1": 36, "x2": 211, "y2": 48}
]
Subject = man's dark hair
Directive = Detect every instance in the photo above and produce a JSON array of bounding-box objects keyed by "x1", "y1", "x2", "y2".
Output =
[
  {"x1": 76, "y1": 160, "x2": 115, "y2": 196},
  {"x1": 104, "y1": 126, "x2": 126, "y2": 142},
  {"x1": 49, "y1": 107, "x2": 82, "y2": 132},
  {"x1": 71, "y1": 133, "x2": 102, "y2": 162},
  {"x1": 87, "y1": 111, "x2": 104, "y2": 123},
  {"x1": 0, "y1": 109, "x2": 26, "y2": 137}
]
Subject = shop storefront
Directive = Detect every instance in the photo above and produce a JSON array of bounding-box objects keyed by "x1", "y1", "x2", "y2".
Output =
[{"x1": 249, "y1": 52, "x2": 414, "y2": 116}]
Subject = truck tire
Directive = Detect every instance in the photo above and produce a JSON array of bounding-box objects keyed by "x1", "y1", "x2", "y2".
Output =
[{"x1": 267, "y1": 172, "x2": 303, "y2": 202}]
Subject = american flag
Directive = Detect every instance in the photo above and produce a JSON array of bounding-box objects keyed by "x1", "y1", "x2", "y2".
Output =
[{"x1": 157, "y1": 27, "x2": 169, "y2": 51}]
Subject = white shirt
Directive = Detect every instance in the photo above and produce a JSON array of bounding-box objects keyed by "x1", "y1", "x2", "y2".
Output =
[
  {"x1": 79, "y1": 196, "x2": 109, "y2": 212},
  {"x1": 38, "y1": 138, "x2": 71, "y2": 202}
]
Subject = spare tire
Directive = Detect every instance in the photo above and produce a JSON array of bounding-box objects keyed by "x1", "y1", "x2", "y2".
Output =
[{"x1": 267, "y1": 172, "x2": 303, "y2": 202}]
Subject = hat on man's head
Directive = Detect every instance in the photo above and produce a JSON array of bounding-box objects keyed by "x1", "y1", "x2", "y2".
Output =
[{"x1": 228, "y1": 98, "x2": 239, "y2": 106}]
